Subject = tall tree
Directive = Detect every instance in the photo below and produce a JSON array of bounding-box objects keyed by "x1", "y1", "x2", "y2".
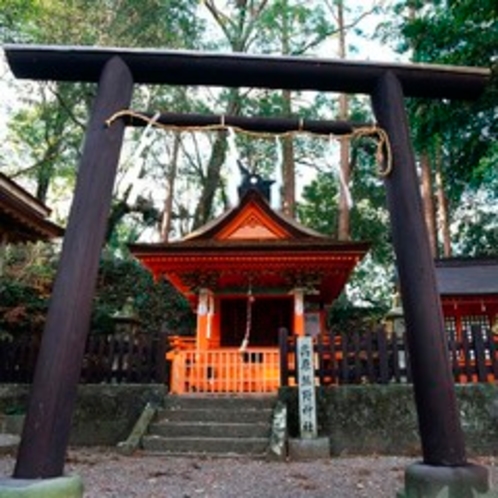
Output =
[
  {"x1": 1, "y1": 0, "x2": 203, "y2": 242},
  {"x1": 331, "y1": 0, "x2": 351, "y2": 240},
  {"x1": 200, "y1": 0, "x2": 342, "y2": 222},
  {"x1": 379, "y1": 0, "x2": 498, "y2": 255}
]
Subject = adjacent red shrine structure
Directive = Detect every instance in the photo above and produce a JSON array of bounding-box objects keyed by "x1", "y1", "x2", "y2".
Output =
[
  {"x1": 132, "y1": 182, "x2": 368, "y2": 393},
  {"x1": 0, "y1": 172, "x2": 63, "y2": 244},
  {"x1": 437, "y1": 258, "x2": 498, "y2": 339}
]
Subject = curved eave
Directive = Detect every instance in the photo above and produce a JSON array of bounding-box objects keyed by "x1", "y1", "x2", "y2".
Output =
[
  {"x1": 0, "y1": 204, "x2": 64, "y2": 242},
  {"x1": 0, "y1": 181, "x2": 64, "y2": 243},
  {"x1": 133, "y1": 244, "x2": 369, "y2": 304},
  {"x1": 130, "y1": 239, "x2": 371, "y2": 254},
  {"x1": 1, "y1": 218, "x2": 64, "y2": 243},
  {"x1": 136, "y1": 251, "x2": 367, "y2": 271}
]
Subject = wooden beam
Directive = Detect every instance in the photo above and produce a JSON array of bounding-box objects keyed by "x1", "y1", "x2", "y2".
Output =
[
  {"x1": 119, "y1": 111, "x2": 366, "y2": 135},
  {"x1": 4, "y1": 44, "x2": 490, "y2": 100},
  {"x1": 371, "y1": 71, "x2": 467, "y2": 466},
  {"x1": 13, "y1": 56, "x2": 134, "y2": 479}
]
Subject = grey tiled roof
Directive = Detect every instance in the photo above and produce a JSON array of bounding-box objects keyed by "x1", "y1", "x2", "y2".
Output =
[{"x1": 435, "y1": 258, "x2": 498, "y2": 296}]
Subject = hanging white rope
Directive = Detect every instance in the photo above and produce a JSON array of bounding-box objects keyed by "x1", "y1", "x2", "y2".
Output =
[
  {"x1": 271, "y1": 135, "x2": 283, "y2": 210},
  {"x1": 329, "y1": 135, "x2": 353, "y2": 209},
  {"x1": 226, "y1": 127, "x2": 242, "y2": 207},
  {"x1": 131, "y1": 111, "x2": 162, "y2": 163},
  {"x1": 239, "y1": 281, "x2": 254, "y2": 352},
  {"x1": 118, "y1": 111, "x2": 161, "y2": 205}
]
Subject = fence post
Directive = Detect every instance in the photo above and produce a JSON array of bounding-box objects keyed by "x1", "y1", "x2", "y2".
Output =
[
  {"x1": 461, "y1": 329, "x2": 473, "y2": 382},
  {"x1": 155, "y1": 330, "x2": 169, "y2": 385},
  {"x1": 278, "y1": 327, "x2": 289, "y2": 387},
  {"x1": 472, "y1": 325, "x2": 487, "y2": 383},
  {"x1": 316, "y1": 334, "x2": 324, "y2": 385},
  {"x1": 377, "y1": 328, "x2": 389, "y2": 384},
  {"x1": 487, "y1": 328, "x2": 498, "y2": 381}
]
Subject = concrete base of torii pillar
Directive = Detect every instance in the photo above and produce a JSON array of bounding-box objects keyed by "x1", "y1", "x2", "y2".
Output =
[
  {"x1": 0, "y1": 475, "x2": 83, "y2": 498},
  {"x1": 397, "y1": 462, "x2": 493, "y2": 498}
]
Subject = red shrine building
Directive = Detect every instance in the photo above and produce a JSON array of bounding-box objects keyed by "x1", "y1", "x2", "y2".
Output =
[
  {"x1": 131, "y1": 177, "x2": 369, "y2": 394},
  {"x1": 436, "y1": 258, "x2": 498, "y2": 340},
  {"x1": 131, "y1": 170, "x2": 498, "y2": 394}
]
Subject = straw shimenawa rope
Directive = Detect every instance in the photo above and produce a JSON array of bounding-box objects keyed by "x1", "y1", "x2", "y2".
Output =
[{"x1": 106, "y1": 109, "x2": 393, "y2": 178}]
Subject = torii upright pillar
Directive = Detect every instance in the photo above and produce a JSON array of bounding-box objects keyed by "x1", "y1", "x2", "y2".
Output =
[
  {"x1": 14, "y1": 56, "x2": 134, "y2": 479},
  {"x1": 371, "y1": 71, "x2": 489, "y2": 496}
]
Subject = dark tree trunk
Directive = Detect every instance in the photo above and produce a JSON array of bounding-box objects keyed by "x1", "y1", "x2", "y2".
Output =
[
  {"x1": 160, "y1": 131, "x2": 181, "y2": 241},
  {"x1": 192, "y1": 92, "x2": 241, "y2": 229},
  {"x1": 420, "y1": 152, "x2": 437, "y2": 257}
]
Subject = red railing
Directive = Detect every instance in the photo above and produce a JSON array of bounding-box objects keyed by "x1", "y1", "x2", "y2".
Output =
[{"x1": 170, "y1": 348, "x2": 280, "y2": 394}]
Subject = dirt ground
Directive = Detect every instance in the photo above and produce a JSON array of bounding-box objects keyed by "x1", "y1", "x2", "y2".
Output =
[{"x1": 1, "y1": 449, "x2": 497, "y2": 497}]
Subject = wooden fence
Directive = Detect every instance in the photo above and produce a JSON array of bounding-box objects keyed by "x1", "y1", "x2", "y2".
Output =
[
  {"x1": 2, "y1": 326, "x2": 497, "y2": 386},
  {"x1": 0, "y1": 332, "x2": 169, "y2": 384},
  {"x1": 279, "y1": 325, "x2": 498, "y2": 386}
]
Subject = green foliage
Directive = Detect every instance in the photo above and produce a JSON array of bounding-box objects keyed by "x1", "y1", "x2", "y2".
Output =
[
  {"x1": 296, "y1": 133, "x2": 395, "y2": 309},
  {"x1": 298, "y1": 171, "x2": 339, "y2": 236},
  {"x1": 1, "y1": 0, "x2": 202, "y2": 47},
  {"x1": 0, "y1": 279, "x2": 48, "y2": 338},
  {"x1": 451, "y1": 165, "x2": 498, "y2": 256},
  {"x1": 0, "y1": 243, "x2": 57, "y2": 338},
  {"x1": 0, "y1": 244, "x2": 194, "y2": 338},
  {"x1": 256, "y1": 0, "x2": 335, "y2": 55},
  {"x1": 1, "y1": 0, "x2": 204, "y2": 245},
  {"x1": 94, "y1": 252, "x2": 195, "y2": 336},
  {"x1": 378, "y1": 0, "x2": 498, "y2": 257},
  {"x1": 0, "y1": 0, "x2": 42, "y2": 42},
  {"x1": 327, "y1": 292, "x2": 388, "y2": 334}
]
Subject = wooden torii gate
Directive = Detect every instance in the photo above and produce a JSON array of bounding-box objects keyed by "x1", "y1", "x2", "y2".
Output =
[{"x1": 4, "y1": 45, "x2": 492, "y2": 493}]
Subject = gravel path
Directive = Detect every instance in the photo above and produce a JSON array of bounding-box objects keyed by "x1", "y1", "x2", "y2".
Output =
[{"x1": 1, "y1": 449, "x2": 497, "y2": 497}]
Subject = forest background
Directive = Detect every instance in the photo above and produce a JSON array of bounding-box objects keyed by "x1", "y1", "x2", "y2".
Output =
[{"x1": 0, "y1": 0, "x2": 496, "y2": 339}]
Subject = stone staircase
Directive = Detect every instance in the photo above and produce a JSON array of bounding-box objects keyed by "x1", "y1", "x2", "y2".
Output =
[
  {"x1": 0, "y1": 414, "x2": 23, "y2": 455},
  {"x1": 142, "y1": 395, "x2": 276, "y2": 457}
]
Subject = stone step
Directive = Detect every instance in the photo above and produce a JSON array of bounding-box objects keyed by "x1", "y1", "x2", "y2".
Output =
[
  {"x1": 0, "y1": 434, "x2": 20, "y2": 455},
  {"x1": 143, "y1": 395, "x2": 277, "y2": 457},
  {"x1": 0, "y1": 414, "x2": 25, "y2": 435},
  {"x1": 164, "y1": 394, "x2": 275, "y2": 411},
  {"x1": 156, "y1": 407, "x2": 273, "y2": 424},
  {"x1": 149, "y1": 421, "x2": 270, "y2": 439},
  {"x1": 142, "y1": 434, "x2": 268, "y2": 456}
]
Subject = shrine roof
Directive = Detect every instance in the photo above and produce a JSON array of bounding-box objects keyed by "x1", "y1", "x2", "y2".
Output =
[
  {"x1": 130, "y1": 238, "x2": 370, "y2": 254},
  {"x1": 131, "y1": 188, "x2": 370, "y2": 256},
  {"x1": 182, "y1": 188, "x2": 330, "y2": 242},
  {"x1": 131, "y1": 189, "x2": 369, "y2": 302},
  {"x1": 0, "y1": 172, "x2": 64, "y2": 243},
  {"x1": 435, "y1": 258, "x2": 498, "y2": 296}
]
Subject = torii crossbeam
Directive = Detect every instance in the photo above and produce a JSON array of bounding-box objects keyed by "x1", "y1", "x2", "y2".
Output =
[{"x1": 3, "y1": 44, "x2": 492, "y2": 495}]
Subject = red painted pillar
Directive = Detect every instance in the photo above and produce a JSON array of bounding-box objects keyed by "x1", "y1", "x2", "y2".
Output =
[{"x1": 14, "y1": 56, "x2": 134, "y2": 478}]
